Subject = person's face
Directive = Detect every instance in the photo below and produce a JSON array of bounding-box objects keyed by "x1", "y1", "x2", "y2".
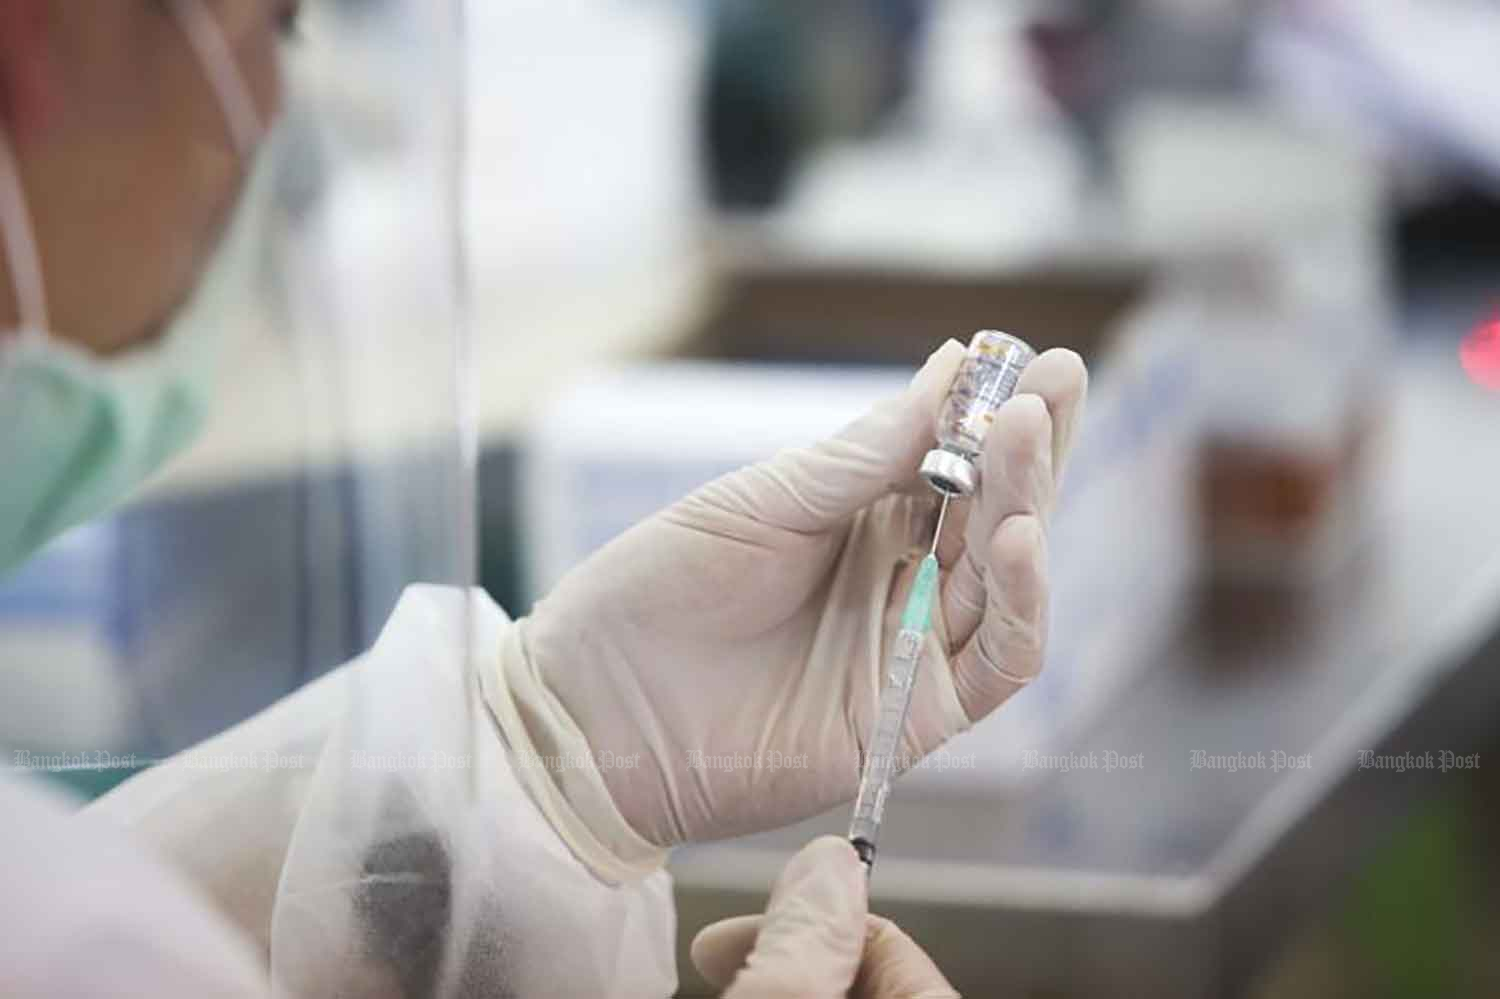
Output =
[{"x1": 1, "y1": 0, "x2": 294, "y2": 354}]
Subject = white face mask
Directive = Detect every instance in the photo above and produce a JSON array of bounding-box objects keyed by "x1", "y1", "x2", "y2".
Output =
[{"x1": 0, "y1": 0, "x2": 267, "y2": 573}]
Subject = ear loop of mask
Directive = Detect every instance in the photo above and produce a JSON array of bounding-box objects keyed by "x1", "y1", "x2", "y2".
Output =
[
  {"x1": 168, "y1": 0, "x2": 265, "y2": 158},
  {"x1": 0, "y1": 129, "x2": 49, "y2": 341}
]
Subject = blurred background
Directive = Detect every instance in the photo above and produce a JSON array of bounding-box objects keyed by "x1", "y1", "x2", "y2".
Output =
[{"x1": 5, "y1": 0, "x2": 1500, "y2": 995}]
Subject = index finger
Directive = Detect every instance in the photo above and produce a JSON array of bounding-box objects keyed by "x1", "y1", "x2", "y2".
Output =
[{"x1": 1014, "y1": 347, "x2": 1088, "y2": 484}]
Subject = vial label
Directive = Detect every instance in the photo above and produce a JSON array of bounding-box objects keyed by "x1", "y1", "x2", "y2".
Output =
[{"x1": 936, "y1": 332, "x2": 1035, "y2": 457}]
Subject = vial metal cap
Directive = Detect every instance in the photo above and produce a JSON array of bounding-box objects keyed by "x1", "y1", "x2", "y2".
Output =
[{"x1": 920, "y1": 448, "x2": 976, "y2": 496}]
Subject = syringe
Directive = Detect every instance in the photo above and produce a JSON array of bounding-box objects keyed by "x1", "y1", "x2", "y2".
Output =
[
  {"x1": 848, "y1": 330, "x2": 1035, "y2": 871},
  {"x1": 847, "y1": 495, "x2": 950, "y2": 869}
]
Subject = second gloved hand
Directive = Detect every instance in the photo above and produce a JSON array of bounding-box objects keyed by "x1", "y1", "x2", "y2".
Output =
[
  {"x1": 484, "y1": 341, "x2": 1087, "y2": 880},
  {"x1": 690, "y1": 836, "x2": 959, "y2": 999}
]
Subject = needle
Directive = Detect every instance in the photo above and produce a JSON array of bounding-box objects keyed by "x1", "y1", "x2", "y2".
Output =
[{"x1": 929, "y1": 491, "x2": 952, "y2": 558}]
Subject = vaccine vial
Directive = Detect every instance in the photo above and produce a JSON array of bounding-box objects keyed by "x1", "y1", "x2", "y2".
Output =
[{"x1": 920, "y1": 331, "x2": 1036, "y2": 496}]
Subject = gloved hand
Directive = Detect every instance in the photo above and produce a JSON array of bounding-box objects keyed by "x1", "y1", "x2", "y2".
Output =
[
  {"x1": 485, "y1": 341, "x2": 1087, "y2": 880},
  {"x1": 690, "y1": 836, "x2": 959, "y2": 999}
]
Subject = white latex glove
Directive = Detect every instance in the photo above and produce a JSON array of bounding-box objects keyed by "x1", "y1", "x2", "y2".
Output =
[
  {"x1": 485, "y1": 342, "x2": 1087, "y2": 880},
  {"x1": 690, "y1": 836, "x2": 960, "y2": 999}
]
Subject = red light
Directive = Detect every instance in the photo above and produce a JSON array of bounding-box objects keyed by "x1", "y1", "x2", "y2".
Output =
[{"x1": 1460, "y1": 314, "x2": 1500, "y2": 391}]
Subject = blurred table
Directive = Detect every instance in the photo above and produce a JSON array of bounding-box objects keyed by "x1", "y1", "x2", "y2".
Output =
[{"x1": 670, "y1": 343, "x2": 1500, "y2": 997}]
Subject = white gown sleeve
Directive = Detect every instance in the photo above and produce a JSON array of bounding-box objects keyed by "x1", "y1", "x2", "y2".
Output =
[
  {"x1": 1, "y1": 774, "x2": 271, "y2": 997},
  {"x1": 87, "y1": 585, "x2": 678, "y2": 998},
  {"x1": 87, "y1": 656, "x2": 347, "y2": 959}
]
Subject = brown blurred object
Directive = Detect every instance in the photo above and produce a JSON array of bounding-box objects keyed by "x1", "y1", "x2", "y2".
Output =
[
  {"x1": 1173, "y1": 244, "x2": 1385, "y2": 636},
  {"x1": 1193, "y1": 399, "x2": 1377, "y2": 656},
  {"x1": 686, "y1": 261, "x2": 1144, "y2": 365},
  {"x1": 1201, "y1": 442, "x2": 1342, "y2": 549},
  {"x1": 1198, "y1": 400, "x2": 1375, "y2": 585}
]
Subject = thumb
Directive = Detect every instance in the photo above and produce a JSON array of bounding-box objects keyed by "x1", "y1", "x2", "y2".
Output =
[
  {"x1": 692, "y1": 909, "x2": 962, "y2": 999},
  {"x1": 692, "y1": 836, "x2": 869, "y2": 998},
  {"x1": 692, "y1": 340, "x2": 965, "y2": 534},
  {"x1": 853, "y1": 917, "x2": 961, "y2": 999}
]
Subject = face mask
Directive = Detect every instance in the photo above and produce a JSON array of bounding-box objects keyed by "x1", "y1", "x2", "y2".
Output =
[{"x1": 0, "y1": 0, "x2": 267, "y2": 573}]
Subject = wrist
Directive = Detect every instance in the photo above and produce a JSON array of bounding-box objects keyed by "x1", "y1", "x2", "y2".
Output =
[{"x1": 481, "y1": 619, "x2": 669, "y2": 884}]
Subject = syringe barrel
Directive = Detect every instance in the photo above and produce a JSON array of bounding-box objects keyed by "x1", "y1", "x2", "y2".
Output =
[{"x1": 847, "y1": 627, "x2": 924, "y2": 853}]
